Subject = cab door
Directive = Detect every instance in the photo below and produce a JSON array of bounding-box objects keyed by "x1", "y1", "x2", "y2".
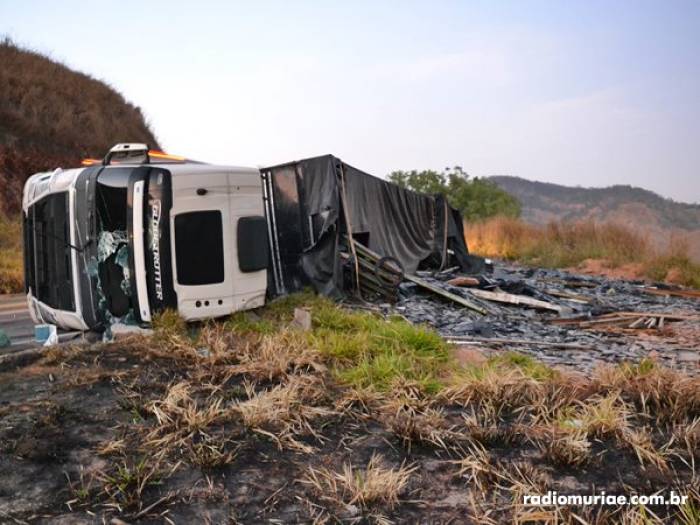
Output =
[{"x1": 169, "y1": 165, "x2": 266, "y2": 320}]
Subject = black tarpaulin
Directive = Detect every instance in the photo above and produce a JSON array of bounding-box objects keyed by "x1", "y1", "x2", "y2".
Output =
[{"x1": 261, "y1": 155, "x2": 476, "y2": 297}]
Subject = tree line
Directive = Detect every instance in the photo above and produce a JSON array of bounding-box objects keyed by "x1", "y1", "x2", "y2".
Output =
[{"x1": 388, "y1": 166, "x2": 521, "y2": 221}]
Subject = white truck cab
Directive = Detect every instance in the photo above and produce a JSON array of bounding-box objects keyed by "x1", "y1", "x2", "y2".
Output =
[
  {"x1": 23, "y1": 145, "x2": 478, "y2": 333},
  {"x1": 22, "y1": 144, "x2": 268, "y2": 332}
]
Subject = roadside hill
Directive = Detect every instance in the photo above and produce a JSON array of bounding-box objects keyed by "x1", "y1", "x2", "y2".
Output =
[
  {"x1": 0, "y1": 38, "x2": 159, "y2": 215},
  {"x1": 489, "y1": 175, "x2": 700, "y2": 260}
]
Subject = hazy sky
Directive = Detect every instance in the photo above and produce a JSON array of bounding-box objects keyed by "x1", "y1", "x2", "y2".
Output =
[{"x1": 2, "y1": 1, "x2": 699, "y2": 203}]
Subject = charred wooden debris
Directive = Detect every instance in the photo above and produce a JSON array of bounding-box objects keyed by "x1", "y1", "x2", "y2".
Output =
[{"x1": 336, "y1": 248, "x2": 700, "y2": 373}]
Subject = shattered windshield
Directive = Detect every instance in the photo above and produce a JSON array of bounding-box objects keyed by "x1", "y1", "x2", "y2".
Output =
[{"x1": 92, "y1": 169, "x2": 135, "y2": 329}]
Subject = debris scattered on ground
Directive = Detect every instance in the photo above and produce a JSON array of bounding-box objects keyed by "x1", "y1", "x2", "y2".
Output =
[
  {"x1": 377, "y1": 261, "x2": 700, "y2": 374},
  {"x1": 292, "y1": 308, "x2": 312, "y2": 331},
  {"x1": 466, "y1": 287, "x2": 565, "y2": 313},
  {"x1": 341, "y1": 240, "x2": 405, "y2": 303},
  {"x1": 0, "y1": 329, "x2": 10, "y2": 348},
  {"x1": 35, "y1": 323, "x2": 58, "y2": 346},
  {"x1": 642, "y1": 285, "x2": 700, "y2": 299},
  {"x1": 446, "y1": 276, "x2": 480, "y2": 287},
  {"x1": 404, "y1": 272, "x2": 488, "y2": 315},
  {"x1": 110, "y1": 323, "x2": 154, "y2": 340},
  {"x1": 552, "y1": 311, "x2": 698, "y2": 331}
]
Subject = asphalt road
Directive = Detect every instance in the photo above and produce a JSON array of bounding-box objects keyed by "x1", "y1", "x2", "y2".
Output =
[
  {"x1": 0, "y1": 294, "x2": 87, "y2": 355},
  {"x1": 0, "y1": 294, "x2": 36, "y2": 354}
]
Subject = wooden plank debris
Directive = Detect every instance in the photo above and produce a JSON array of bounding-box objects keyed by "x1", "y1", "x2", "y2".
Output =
[
  {"x1": 543, "y1": 288, "x2": 591, "y2": 304},
  {"x1": 446, "y1": 337, "x2": 590, "y2": 350},
  {"x1": 403, "y1": 273, "x2": 488, "y2": 315},
  {"x1": 465, "y1": 288, "x2": 563, "y2": 313},
  {"x1": 447, "y1": 276, "x2": 480, "y2": 287},
  {"x1": 344, "y1": 237, "x2": 488, "y2": 314},
  {"x1": 546, "y1": 278, "x2": 598, "y2": 289},
  {"x1": 641, "y1": 287, "x2": 700, "y2": 299},
  {"x1": 340, "y1": 239, "x2": 404, "y2": 302},
  {"x1": 552, "y1": 311, "x2": 699, "y2": 331}
]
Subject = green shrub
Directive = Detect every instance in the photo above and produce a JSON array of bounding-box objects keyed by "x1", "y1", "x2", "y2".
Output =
[{"x1": 388, "y1": 166, "x2": 521, "y2": 221}]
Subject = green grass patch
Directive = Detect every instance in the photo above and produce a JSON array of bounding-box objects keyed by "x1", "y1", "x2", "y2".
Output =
[
  {"x1": 618, "y1": 357, "x2": 657, "y2": 378},
  {"x1": 225, "y1": 311, "x2": 276, "y2": 335},
  {"x1": 307, "y1": 299, "x2": 452, "y2": 393},
  {"x1": 151, "y1": 309, "x2": 189, "y2": 342},
  {"x1": 221, "y1": 294, "x2": 561, "y2": 393},
  {"x1": 487, "y1": 351, "x2": 556, "y2": 381},
  {"x1": 456, "y1": 350, "x2": 556, "y2": 382},
  {"x1": 223, "y1": 292, "x2": 453, "y2": 393}
]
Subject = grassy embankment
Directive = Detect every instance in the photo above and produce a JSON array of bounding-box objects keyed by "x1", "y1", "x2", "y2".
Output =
[
  {"x1": 467, "y1": 216, "x2": 700, "y2": 288},
  {"x1": 6, "y1": 292, "x2": 695, "y2": 522},
  {"x1": 0, "y1": 214, "x2": 22, "y2": 294}
]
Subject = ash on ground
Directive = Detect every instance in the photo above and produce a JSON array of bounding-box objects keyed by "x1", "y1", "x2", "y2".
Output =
[{"x1": 371, "y1": 262, "x2": 700, "y2": 374}]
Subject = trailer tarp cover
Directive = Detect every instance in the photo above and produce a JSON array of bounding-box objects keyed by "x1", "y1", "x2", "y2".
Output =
[{"x1": 262, "y1": 155, "x2": 476, "y2": 297}]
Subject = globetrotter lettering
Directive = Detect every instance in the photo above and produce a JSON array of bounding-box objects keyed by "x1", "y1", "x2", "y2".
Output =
[{"x1": 150, "y1": 199, "x2": 163, "y2": 301}]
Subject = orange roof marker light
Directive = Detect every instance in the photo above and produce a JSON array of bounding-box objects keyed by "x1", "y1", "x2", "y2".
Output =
[
  {"x1": 82, "y1": 145, "x2": 188, "y2": 167},
  {"x1": 148, "y1": 150, "x2": 186, "y2": 162}
]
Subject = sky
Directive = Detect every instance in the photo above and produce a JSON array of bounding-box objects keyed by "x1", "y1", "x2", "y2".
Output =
[{"x1": 2, "y1": 0, "x2": 700, "y2": 203}]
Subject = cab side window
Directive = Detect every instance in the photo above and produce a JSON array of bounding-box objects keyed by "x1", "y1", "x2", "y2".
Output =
[
  {"x1": 237, "y1": 216, "x2": 268, "y2": 272},
  {"x1": 174, "y1": 211, "x2": 225, "y2": 285}
]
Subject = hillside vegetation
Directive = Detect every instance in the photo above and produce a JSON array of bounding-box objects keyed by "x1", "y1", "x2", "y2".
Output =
[
  {"x1": 0, "y1": 38, "x2": 160, "y2": 293},
  {"x1": 467, "y1": 216, "x2": 700, "y2": 288},
  {"x1": 0, "y1": 38, "x2": 159, "y2": 215}
]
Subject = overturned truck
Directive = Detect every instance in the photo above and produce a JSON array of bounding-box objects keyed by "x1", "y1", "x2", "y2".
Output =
[{"x1": 22, "y1": 144, "x2": 478, "y2": 332}]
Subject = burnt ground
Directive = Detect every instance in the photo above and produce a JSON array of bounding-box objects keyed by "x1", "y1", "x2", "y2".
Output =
[{"x1": 0, "y1": 306, "x2": 699, "y2": 525}]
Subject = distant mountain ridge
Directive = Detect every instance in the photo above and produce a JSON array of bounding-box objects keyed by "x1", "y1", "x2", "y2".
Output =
[
  {"x1": 0, "y1": 39, "x2": 159, "y2": 215},
  {"x1": 488, "y1": 175, "x2": 700, "y2": 260}
]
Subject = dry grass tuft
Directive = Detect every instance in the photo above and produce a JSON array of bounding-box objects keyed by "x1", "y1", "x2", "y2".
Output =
[
  {"x1": 494, "y1": 460, "x2": 551, "y2": 497},
  {"x1": 441, "y1": 365, "x2": 541, "y2": 413},
  {"x1": 593, "y1": 360, "x2": 700, "y2": 423},
  {"x1": 577, "y1": 392, "x2": 630, "y2": 439},
  {"x1": 145, "y1": 381, "x2": 229, "y2": 455},
  {"x1": 0, "y1": 214, "x2": 23, "y2": 293},
  {"x1": 466, "y1": 216, "x2": 700, "y2": 287},
  {"x1": 235, "y1": 375, "x2": 333, "y2": 452},
  {"x1": 302, "y1": 454, "x2": 416, "y2": 509},
  {"x1": 334, "y1": 387, "x2": 385, "y2": 418},
  {"x1": 542, "y1": 427, "x2": 591, "y2": 467},
  {"x1": 382, "y1": 399, "x2": 460, "y2": 452},
  {"x1": 622, "y1": 427, "x2": 670, "y2": 472},
  {"x1": 97, "y1": 455, "x2": 164, "y2": 512},
  {"x1": 185, "y1": 431, "x2": 239, "y2": 468},
  {"x1": 454, "y1": 441, "x2": 495, "y2": 492},
  {"x1": 674, "y1": 418, "x2": 700, "y2": 460},
  {"x1": 231, "y1": 330, "x2": 325, "y2": 381},
  {"x1": 97, "y1": 438, "x2": 127, "y2": 457}
]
